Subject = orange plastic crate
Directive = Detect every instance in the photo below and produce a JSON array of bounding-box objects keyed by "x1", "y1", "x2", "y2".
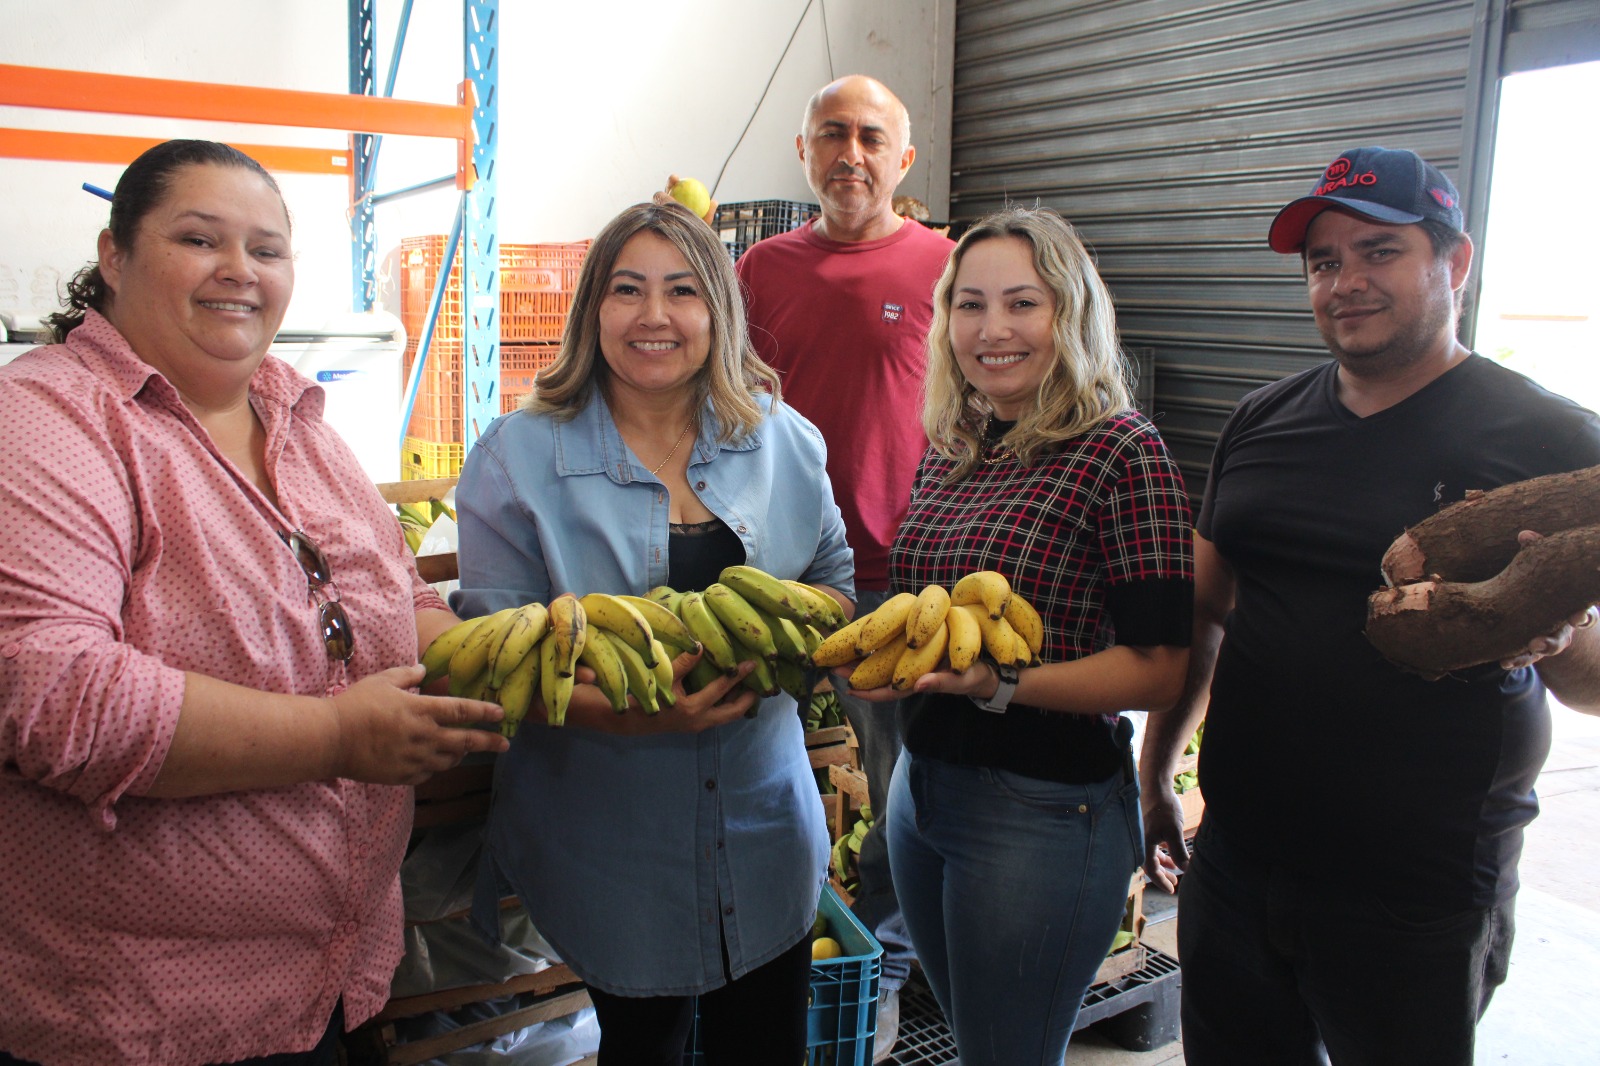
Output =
[
  {"x1": 404, "y1": 342, "x2": 561, "y2": 443},
  {"x1": 401, "y1": 236, "x2": 589, "y2": 345}
]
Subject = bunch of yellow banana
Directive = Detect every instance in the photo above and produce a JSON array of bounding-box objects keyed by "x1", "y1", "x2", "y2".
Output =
[
  {"x1": 420, "y1": 588, "x2": 700, "y2": 735},
  {"x1": 810, "y1": 570, "x2": 1044, "y2": 692}
]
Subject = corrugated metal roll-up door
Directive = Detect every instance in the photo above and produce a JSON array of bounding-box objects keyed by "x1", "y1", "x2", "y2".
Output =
[
  {"x1": 1500, "y1": 0, "x2": 1600, "y2": 74},
  {"x1": 950, "y1": 0, "x2": 1480, "y2": 497}
]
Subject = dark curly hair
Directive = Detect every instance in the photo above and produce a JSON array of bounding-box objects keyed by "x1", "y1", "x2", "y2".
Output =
[{"x1": 47, "y1": 140, "x2": 286, "y2": 342}]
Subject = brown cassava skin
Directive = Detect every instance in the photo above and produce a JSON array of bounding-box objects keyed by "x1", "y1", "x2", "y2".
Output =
[
  {"x1": 1367, "y1": 526, "x2": 1600, "y2": 677},
  {"x1": 1381, "y1": 465, "x2": 1600, "y2": 585}
]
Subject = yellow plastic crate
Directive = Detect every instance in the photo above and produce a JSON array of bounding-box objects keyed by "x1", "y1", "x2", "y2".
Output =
[{"x1": 402, "y1": 437, "x2": 465, "y2": 481}]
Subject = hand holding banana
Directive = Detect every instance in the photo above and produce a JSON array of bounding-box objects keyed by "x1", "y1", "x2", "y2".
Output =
[
  {"x1": 812, "y1": 570, "x2": 1043, "y2": 697},
  {"x1": 421, "y1": 566, "x2": 848, "y2": 736},
  {"x1": 327, "y1": 663, "x2": 509, "y2": 784}
]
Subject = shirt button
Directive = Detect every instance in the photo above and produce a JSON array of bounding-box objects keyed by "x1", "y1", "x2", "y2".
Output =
[
  {"x1": 723, "y1": 906, "x2": 734, "y2": 916},
  {"x1": 735, "y1": 525, "x2": 747, "y2": 534},
  {"x1": 716, "y1": 840, "x2": 724, "y2": 850},
  {"x1": 1078, "y1": 804, "x2": 1089, "y2": 814},
  {"x1": 1, "y1": 642, "x2": 18, "y2": 658},
  {"x1": 695, "y1": 481, "x2": 707, "y2": 490},
  {"x1": 342, "y1": 921, "x2": 358, "y2": 937},
  {"x1": 705, "y1": 779, "x2": 717, "y2": 791}
]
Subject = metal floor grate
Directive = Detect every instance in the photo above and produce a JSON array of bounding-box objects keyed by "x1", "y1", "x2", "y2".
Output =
[
  {"x1": 883, "y1": 976, "x2": 957, "y2": 1065},
  {"x1": 882, "y1": 948, "x2": 1182, "y2": 1065}
]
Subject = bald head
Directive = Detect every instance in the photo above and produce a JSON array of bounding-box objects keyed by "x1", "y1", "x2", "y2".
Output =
[
  {"x1": 801, "y1": 75, "x2": 911, "y2": 146},
  {"x1": 796, "y1": 74, "x2": 918, "y2": 242}
]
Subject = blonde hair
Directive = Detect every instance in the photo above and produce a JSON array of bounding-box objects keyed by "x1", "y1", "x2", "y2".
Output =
[
  {"x1": 923, "y1": 206, "x2": 1133, "y2": 482},
  {"x1": 528, "y1": 201, "x2": 780, "y2": 439}
]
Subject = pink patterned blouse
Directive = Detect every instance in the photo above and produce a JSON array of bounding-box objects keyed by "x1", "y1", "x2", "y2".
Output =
[{"x1": 0, "y1": 311, "x2": 445, "y2": 1065}]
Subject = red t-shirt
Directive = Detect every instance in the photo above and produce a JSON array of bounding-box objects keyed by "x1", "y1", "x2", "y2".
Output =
[{"x1": 737, "y1": 218, "x2": 954, "y2": 591}]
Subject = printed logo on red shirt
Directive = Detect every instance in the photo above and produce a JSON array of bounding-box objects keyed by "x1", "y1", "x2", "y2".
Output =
[{"x1": 882, "y1": 302, "x2": 904, "y2": 323}]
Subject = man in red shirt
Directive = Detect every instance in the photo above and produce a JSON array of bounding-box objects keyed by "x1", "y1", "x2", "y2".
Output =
[{"x1": 735, "y1": 74, "x2": 955, "y2": 1061}]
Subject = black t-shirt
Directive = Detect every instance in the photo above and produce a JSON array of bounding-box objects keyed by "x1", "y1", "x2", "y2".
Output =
[{"x1": 1198, "y1": 354, "x2": 1600, "y2": 909}]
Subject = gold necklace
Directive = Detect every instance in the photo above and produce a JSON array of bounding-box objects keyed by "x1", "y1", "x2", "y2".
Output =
[
  {"x1": 649, "y1": 417, "x2": 696, "y2": 476},
  {"x1": 980, "y1": 418, "x2": 1016, "y2": 464}
]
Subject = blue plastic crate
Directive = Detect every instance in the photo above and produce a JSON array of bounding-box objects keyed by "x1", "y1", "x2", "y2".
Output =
[{"x1": 685, "y1": 884, "x2": 882, "y2": 1064}]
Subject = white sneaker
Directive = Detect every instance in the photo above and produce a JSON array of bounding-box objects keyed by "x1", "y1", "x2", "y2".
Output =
[{"x1": 872, "y1": 988, "x2": 900, "y2": 1063}]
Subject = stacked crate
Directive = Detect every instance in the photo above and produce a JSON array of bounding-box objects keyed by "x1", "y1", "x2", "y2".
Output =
[
  {"x1": 399, "y1": 236, "x2": 587, "y2": 478},
  {"x1": 711, "y1": 199, "x2": 818, "y2": 261}
]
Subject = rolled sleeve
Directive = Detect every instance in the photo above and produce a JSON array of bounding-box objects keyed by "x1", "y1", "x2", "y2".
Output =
[{"x1": 0, "y1": 384, "x2": 186, "y2": 823}]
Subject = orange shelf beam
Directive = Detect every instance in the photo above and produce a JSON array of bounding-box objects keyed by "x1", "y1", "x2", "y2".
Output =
[
  {"x1": 0, "y1": 128, "x2": 352, "y2": 175},
  {"x1": 0, "y1": 63, "x2": 473, "y2": 143}
]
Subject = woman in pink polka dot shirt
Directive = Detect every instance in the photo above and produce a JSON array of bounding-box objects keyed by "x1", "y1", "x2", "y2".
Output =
[{"x1": 0, "y1": 140, "x2": 509, "y2": 1066}]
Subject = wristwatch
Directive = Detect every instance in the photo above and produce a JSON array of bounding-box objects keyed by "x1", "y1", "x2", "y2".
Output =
[{"x1": 970, "y1": 661, "x2": 1020, "y2": 714}]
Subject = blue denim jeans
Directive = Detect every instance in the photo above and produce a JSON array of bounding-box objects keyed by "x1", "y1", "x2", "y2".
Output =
[
  {"x1": 1178, "y1": 819, "x2": 1516, "y2": 1066},
  {"x1": 887, "y1": 749, "x2": 1142, "y2": 1064},
  {"x1": 837, "y1": 587, "x2": 914, "y2": 991}
]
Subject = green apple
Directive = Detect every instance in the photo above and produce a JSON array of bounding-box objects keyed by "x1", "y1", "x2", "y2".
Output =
[{"x1": 669, "y1": 177, "x2": 711, "y2": 219}]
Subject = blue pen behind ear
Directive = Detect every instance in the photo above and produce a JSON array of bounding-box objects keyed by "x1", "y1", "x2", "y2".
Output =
[{"x1": 83, "y1": 183, "x2": 114, "y2": 202}]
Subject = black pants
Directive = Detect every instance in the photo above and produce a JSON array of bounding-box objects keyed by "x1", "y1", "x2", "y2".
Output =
[
  {"x1": 586, "y1": 932, "x2": 812, "y2": 1066},
  {"x1": 0, "y1": 1003, "x2": 342, "y2": 1066},
  {"x1": 1178, "y1": 820, "x2": 1515, "y2": 1066}
]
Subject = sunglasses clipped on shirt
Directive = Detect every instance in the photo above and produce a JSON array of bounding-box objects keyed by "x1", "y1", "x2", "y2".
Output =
[{"x1": 281, "y1": 529, "x2": 355, "y2": 663}]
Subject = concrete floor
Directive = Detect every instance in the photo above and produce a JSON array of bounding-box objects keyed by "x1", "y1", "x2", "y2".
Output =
[
  {"x1": 1062, "y1": 707, "x2": 1600, "y2": 1066},
  {"x1": 572, "y1": 712, "x2": 1600, "y2": 1066}
]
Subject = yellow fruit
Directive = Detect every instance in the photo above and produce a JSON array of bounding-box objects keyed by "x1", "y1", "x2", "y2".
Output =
[
  {"x1": 811, "y1": 936, "x2": 843, "y2": 961},
  {"x1": 669, "y1": 177, "x2": 711, "y2": 218}
]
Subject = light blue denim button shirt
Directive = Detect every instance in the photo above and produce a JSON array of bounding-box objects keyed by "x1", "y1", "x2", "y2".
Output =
[{"x1": 453, "y1": 390, "x2": 853, "y2": 996}]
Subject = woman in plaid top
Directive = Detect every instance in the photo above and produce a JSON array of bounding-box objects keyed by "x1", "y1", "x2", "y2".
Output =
[{"x1": 854, "y1": 206, "x2": 1194, "y2": 1063}]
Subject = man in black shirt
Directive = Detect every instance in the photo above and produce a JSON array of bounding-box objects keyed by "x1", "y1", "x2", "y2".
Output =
[{"x1": 1139, "y1": 146, "x2": 1600, "y2": 1065}]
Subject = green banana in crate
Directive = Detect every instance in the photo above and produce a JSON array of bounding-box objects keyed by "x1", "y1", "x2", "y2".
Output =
[
  {"x1": 680, "y1": 591, "x2": 741, "y2": 675},
  {"x1": 497, "y1": 640, "x2": 542, "y2": 736},
  {"x1": 422, "y1": 614, "x2": 488, "y2": 685},
  {"x1": 429, "y1": 496, "x2": 456, "y2": 523},
  {"x1": 488, "y1": 601, "x2": 550, "y2": 688},
  {"x1": 704, "y1": 582, "x2": 779, "y2": 662},
  {"x1": 617, "y1": 594, "x2": 698, "y2": 655},
  {"x1": 396, "y1": 500, "x2": 434, "y2": 528},
  {"x1": 580, "y1": 592, "x2": 657, "y2": 665},
  {"x1": 577, "y1": 628, "x2": 630, "y2": 713},
  {"x1": 718, "y1": 565, "x2": 810, "y2": 623},
  {"x1": 450, "y1": 607, "x2": 518, "y2": 683}
]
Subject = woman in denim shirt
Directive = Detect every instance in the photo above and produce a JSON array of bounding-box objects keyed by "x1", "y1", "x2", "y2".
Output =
[{"x1": 452, "y1": 201, "x2": 854, "y2": 1066}]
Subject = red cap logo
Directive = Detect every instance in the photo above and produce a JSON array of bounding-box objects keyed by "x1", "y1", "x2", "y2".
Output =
[
  {"x1": 1429, "y1": 187, "x2": 1457, "y2": 210},
  {"x1": 1324, "y1": 158, "x2": 1352, "y2": 180}
]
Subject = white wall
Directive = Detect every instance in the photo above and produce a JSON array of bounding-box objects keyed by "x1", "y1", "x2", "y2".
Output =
[{"x1": 0, "y1": 0, "x2": 953, "y2": 328}]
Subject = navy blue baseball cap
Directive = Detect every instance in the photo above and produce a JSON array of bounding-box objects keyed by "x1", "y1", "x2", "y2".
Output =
[{"x1": 1267, "y1": 146, "x2": 1464, "y2": 253}]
